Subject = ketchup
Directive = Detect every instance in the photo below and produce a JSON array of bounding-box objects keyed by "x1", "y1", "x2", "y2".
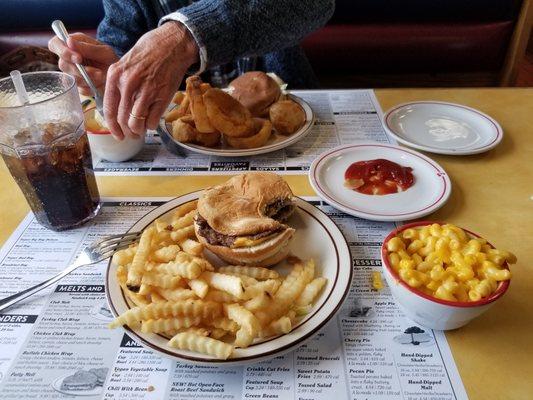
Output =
[{"x1": 344, "y1": 159, "x2": 414, "y2": 195}]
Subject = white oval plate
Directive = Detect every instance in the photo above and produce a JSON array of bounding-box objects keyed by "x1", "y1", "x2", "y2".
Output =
[
  {"x1": 159, "y1": 94, "x2": 314, "y2": 157},
  {"x1": 106, "y1": 192, "x2": 352, "y2": 366},
  {"x1": 383, "y1": 101, "x2": 503, "y2": 155},
  {"x1": 309, "y1": 143, "x2": 451, "y2": 221}
]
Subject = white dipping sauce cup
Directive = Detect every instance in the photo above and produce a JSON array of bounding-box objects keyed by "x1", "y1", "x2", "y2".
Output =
[{"x1": 84, "y1": 107, "x2": 144, "y2": 162}]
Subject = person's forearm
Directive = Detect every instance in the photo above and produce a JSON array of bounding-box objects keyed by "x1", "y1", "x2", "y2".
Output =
[{"x1": 161, "y1": 0, "x2": 334, "y2": 70}]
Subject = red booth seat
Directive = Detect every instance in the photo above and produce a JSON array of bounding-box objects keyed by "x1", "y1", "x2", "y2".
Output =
[{"x1": 303, "y1": 22, "x2": 514, "y2": 74}]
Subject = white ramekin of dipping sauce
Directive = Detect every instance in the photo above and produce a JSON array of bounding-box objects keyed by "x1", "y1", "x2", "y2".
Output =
[{"x1": 84, "y1": 107, "x2": 144, "y2": 162}]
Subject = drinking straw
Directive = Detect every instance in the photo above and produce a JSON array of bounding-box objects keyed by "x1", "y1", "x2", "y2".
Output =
[{"x1": 10, "y1": 70, "x2": 40, "y2": 142}]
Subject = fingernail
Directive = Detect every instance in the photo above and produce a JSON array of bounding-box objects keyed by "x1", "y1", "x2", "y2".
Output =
[
  {"x1": 112, "y1": 134, "x2": 124, "y2": 142},
  {"x1": 72, "y1": 55, "x2": 82, "y2": 64}
]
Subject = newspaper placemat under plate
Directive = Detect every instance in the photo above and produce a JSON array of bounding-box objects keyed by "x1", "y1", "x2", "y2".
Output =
[
  {"x1": 92, "y1": 90, "x2": 395, "y2": 176},
  {"x1": 0, "y1": 197, "x2": 468, "y2": 400}
]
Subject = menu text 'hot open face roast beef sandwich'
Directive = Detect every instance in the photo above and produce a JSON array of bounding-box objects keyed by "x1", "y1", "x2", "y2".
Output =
[{"x1": 194, "y1": 172, "x2": 296, "y2": 267}]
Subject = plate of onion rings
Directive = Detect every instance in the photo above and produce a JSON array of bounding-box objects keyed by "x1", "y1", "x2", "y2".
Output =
[{"x1": 159, "y1": 73, "x2": 315, "y2": 157}]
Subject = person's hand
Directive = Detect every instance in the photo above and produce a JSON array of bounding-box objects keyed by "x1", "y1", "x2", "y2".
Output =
[
  {"x1": 104, "y1": 22, "x2": 199, "y2": 140},
  {"x1": 48, "y1": 33, "x2": 119, "y2": 97}
]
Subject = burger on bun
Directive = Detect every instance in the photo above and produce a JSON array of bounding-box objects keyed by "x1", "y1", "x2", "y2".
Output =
[
  {"x1": 194, "y1": 172, "x2": 295, "y2": 266},
  {"x1": 228, "y1": 72, "x2": 281, "y2": 117}
]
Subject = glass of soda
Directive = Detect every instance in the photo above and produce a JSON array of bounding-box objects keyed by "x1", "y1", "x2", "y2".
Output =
[{"x1": 0, "y1": 71, "x2": 101, "y2": 230}]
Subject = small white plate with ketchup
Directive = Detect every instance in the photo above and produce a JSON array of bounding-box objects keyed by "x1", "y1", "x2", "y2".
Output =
[{"x1": 309, "y1": 143, "x2": 451, "y2": 221}]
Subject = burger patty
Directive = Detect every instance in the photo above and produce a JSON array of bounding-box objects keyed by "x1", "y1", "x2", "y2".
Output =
[
  {"x1": 264, "y1": 199, "x2": 295, "y2": 221},
  {"x1": 195, "y1": 215, "x2": 281, "y2": 247}
]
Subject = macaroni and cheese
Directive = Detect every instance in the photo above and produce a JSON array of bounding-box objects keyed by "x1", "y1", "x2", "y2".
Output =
[{"x1": 386, "y1": 223, "x2": 516, "y2": 302}]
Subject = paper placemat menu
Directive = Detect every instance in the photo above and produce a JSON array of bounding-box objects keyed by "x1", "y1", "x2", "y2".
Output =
[
  {"x1": 0, "y1": 199, "x2": 467, "y2": 399},
  {"x1": 93, "y1": 90, "x2": 393, "y2": 176}
]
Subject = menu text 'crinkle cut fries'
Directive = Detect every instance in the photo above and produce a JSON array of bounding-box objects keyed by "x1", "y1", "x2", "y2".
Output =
[
  {"x1": 109, "y1": 202, "x2": 327, "y2": 359},
  {"x1": 387, "y1": 223, "x2": 516, "y2": 302}
]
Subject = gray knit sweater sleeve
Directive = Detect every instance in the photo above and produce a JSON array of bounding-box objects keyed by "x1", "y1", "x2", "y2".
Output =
[
  {"x1": 170, "y1": 0, "x2": 334, "y2": 67},
  {"x1": 97, "y1": 0, "x2": 161, "y2": 57}
]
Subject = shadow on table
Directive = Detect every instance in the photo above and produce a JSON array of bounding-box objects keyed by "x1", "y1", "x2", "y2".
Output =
[
  {"x1": 470, "y1": 126, "x2": 514, "y2": 162},
  {"x1": 428, "y1": 175, "x2": 465, "y2": 221}
]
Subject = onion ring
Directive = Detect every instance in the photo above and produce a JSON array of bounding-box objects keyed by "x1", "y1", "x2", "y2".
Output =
[
  {"x1": 196, "y1": 131, "x2": 221, "y2": 147},
  {"x1": 164, "y1": 94, "x2": 190, "y2": 123},
  {"x1": 203, "y1": 88, "x2": 256, "y2": 138},
  {"x1": 225, "y1": 118, "x2": 272, "y2": 149},
  {"x1": 186, "y1": 76, "x2": 215, "y2": 133},
  {"x1": 172, "y1": 91, "x2": 185, "y2": 104}
]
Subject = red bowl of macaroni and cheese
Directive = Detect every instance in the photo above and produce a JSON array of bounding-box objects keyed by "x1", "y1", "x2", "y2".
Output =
[{"x1": 381, "y1": 221, "x2": 514, "y2": 330}]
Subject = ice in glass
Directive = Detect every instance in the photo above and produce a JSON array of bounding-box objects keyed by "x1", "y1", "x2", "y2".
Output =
[{"x1": 0, "y1": 72, "x2": 100, "y2": 230}]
